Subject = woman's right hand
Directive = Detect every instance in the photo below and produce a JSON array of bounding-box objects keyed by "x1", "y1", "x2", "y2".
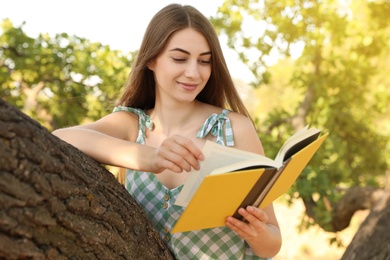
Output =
[{"x1": 151, "y1": 135, "x2": 204, "y2": 173}]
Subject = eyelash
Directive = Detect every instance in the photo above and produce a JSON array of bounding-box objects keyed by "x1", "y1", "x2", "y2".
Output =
[{"x1": 172, "y1": 58, "x2": 211, "y2": 64}]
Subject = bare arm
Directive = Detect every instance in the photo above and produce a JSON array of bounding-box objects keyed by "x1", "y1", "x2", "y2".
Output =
[
  {"x1": 52, "y1": 111, "x2": 203, "y2": 173},
  {"x1": 225, "y1": 113, "x2": 282, "y2": 258}
]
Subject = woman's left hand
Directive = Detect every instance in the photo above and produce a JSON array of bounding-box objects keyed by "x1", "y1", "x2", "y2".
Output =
[{"x1": 225, "y1": 206, "x2": 269, "y2": 241}]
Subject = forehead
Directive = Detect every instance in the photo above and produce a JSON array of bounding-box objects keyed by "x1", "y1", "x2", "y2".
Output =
[{"x1": 164, "y1": 28, "x2": 210, "y2": 53}]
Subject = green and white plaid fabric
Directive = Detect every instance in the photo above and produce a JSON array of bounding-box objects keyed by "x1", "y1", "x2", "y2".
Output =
[
  {"x1": 113, "y1": 106, "x2": 152, "y2": 143},
  {"x1": 113, "y1": 106, "x2": 270, "y2": 260},
  {"x1": 196, "y1": 109, "x2": 234, "y2": 146}
]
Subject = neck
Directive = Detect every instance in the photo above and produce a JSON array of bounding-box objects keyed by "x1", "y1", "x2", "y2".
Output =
[{"x1": 148, "y1": 101, "x2": 200, "y2": 136}]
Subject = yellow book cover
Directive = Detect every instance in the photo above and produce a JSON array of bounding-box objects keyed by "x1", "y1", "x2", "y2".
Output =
[{"x1": 172, "y1": 126, "x2": 328, "y2": 233}]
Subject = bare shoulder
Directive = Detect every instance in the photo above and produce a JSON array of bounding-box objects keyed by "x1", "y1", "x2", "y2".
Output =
[
  {"x1": 82, "y1": 110, "x2": 140, "y2": 141},
  {"x1": 226, "y1": 111, "x2": 256, "y2": 138},
  {"x1": 227, "y1": 111, "x2": 265, "y2": 155},
  {"x1": 226, "y1": 111, "x2": 254, "y2": 127},
  {"x1": 197, "y1": 103, "x2": 264, "y2": 155}
]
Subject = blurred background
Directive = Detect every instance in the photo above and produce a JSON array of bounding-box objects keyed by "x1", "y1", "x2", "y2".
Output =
[{"x1": 1, "y1": 0, "x2": 389, "y2": 259}]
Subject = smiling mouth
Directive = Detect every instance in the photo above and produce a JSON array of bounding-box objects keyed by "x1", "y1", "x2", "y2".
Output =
[{"x1": 179, "y1": 82, "x2": 199, "y2": 91}]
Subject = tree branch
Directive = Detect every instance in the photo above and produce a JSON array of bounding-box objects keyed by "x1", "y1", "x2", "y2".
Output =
[{"x1": 0, "y1": 99, "x2": 174, "y2": 259}]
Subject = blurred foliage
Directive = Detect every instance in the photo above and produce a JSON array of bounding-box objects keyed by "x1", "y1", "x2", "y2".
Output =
[
  {"x1": 212, "y1": 0, "x2": 390, "y2": 234},
  {"x1": 0, "y1": 18, "x2": 135, "y2": 130}
]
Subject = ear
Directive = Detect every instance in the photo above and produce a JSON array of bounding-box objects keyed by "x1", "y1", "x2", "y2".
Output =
[{"x1": 147, "y1": 60, "x2": 156, "y2": 71}]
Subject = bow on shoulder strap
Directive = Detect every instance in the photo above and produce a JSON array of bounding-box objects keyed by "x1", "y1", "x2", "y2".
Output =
[{"x1": 196, "y1": 110, "x2": 234, "y2": 146}]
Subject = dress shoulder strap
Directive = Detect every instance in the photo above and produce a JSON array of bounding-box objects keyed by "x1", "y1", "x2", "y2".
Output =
[
  {"x1": 112, "y1": 106, "x2": 153, "y2": 144},
  {"x1": 197, "y1": 109, "x2": 234, "y2": 146}
]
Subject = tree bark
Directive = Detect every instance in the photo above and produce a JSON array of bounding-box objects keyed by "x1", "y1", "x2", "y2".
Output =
[
  {"x1": 301, "y1": 185, "x2": 390, "y2": 259},
  {"x1": 341, "y1": 190, "x2": 390, "y2": 259},
  {"x1": 0, "y1": 99, "x2": 174, "y2": 259}
]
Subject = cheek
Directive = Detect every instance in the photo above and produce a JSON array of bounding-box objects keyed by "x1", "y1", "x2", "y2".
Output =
[
  {"x1": 157, "y1": 60, "x2": 180, "y2": 76},
  {"x1": 154, "y1": 62, "x2": 173, "y2": 80},
  {"x1": 200, "y1": 66, "x2": 212, "y2": 80}
]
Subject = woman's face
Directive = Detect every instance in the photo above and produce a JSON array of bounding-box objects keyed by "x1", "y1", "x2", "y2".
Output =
[{"x1": 149, "y1": 28, "x2": 212, "y2": 104}]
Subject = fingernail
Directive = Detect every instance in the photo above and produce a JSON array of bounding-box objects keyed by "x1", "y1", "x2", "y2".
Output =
[{"x1": 247, "y1": 206, "x2": 254, "y2": 212}]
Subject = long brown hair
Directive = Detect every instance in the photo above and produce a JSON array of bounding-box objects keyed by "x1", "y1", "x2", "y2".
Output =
[{"x1": 116, "y1": 4, "x2": 251, "y2": 119}]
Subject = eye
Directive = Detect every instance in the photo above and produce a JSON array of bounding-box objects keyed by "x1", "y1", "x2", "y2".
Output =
[
  {"x1": 198, "y1": 59, "x2": 211, "y2": 64},
  {"x1": 172, "y1": 57, "x2": 186, "y2": 62}
]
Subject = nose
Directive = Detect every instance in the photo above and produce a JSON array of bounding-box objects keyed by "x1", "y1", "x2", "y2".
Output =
[{"x1": 184, "y1": 60, "x2": 200, "y2": 78}]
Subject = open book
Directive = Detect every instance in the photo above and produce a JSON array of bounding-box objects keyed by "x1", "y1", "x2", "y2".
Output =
[{"x1": 172, "y1": 125, "x2": 328, "y2": 233}]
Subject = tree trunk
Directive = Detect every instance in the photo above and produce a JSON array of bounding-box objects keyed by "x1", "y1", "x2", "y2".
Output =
[
  {"x1": 341, "y1": 190, "x2": 390, "y2": 260},
  {"x1": 0, "y1": 99, "x2": 174, "y2": 259}
]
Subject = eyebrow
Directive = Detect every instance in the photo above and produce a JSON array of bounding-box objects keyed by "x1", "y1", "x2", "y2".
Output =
[{"x1": 169, "y1": 48, "x2": 211, "y2": 56}]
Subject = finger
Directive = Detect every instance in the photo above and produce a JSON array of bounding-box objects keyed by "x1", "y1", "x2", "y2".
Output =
[
  {"x1": 170, "y1": 136, "x2": 203, "y2": 170},
  {"x1": 237, "y1": 207, "x2": 268, "y2": 234},
  {"x1": 246, "y1": 206, "x2": 269, "y2": 223},
  {"x1": 158, "y1": 145, "x2": 193, "y2": 172},
  {"x1": 235, "y1": 208, "x2": 261, "y2": 227},
  {"x1": 237, "y1": 207, "x2": 266, "y2": 223},
  {"x1": 152, "y1": 148, "x2": 182, "y2": 173},
  {"x1": 173, "y1": 135, "x2": 204, "y2": 161},
  {"x1": 225, "y1": 216, "x2": 252, "y2": 238},
  {"x1": 225, "y1": 216, "x2": 244, "y2": 231}
]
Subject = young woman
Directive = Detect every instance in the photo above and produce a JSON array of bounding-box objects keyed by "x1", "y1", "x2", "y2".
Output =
[{"x1": 53, "y1": 4, "x2": 282, "y2": 259}]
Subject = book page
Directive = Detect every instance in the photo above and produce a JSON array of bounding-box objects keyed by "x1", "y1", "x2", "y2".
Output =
[
  {"x1": 175, "y1": 141, "x2": 264, "y2": 207},
  {"x1": 261, "y1": 133, "x2": 328, "y2": 208},
  {"x1": 210, "y1": 157, "x2": 278, "y2": 175},
  {"x1": 274, "y1": 126, "x2": 321, "y2": 165}
]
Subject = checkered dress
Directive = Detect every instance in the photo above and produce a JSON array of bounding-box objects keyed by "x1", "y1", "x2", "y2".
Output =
[{"x1": 113, "y1": 106, "x2": 270, "y2": 260}]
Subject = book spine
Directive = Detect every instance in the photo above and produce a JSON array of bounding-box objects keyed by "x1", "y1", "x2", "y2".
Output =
[
  {"x1": 251, "y1": 163, "x2": 287, "y2": 208},
  {"x1": 232, "y1": 168, "x2": 276, "y2": 220},
  {"x1": 232, "y1": 159, "x2": 291, "y2": 222}
]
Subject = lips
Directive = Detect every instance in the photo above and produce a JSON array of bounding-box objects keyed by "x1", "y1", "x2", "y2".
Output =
[{"x1": 178, "y1": 82, "x2": 199, "y2": 91}]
